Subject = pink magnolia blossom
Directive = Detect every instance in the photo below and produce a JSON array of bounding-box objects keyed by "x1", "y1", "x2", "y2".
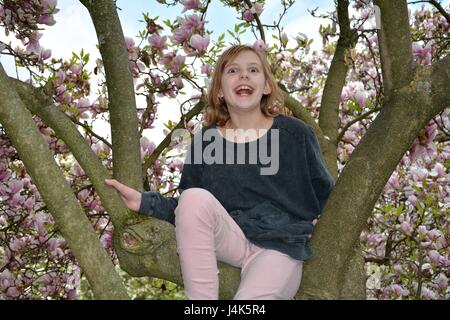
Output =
[
  {"x1": 412, "y1": 42, "x2": 432, "y2": 65},
  {"x1": 130, "y1": 61, "x2": 145, "y2": 76},
  {"x1": 280, "y1": 60, "x2": 292, "y2": 70},
  {"x1": 251, "y1": 3, "x2": 264, "y2": 16},
  {"x1": 189, "y1": 34, "x2": 209, "y2": 55},
  {"x1": 70, "y1": 64, "x2": 82, "y2": 75},
  {"x1": 6, "y1": 286, "x2": 20, "y2": 298},
  {"x1": 341, "y1": 81, "x2": 365, "y2": 104},
  {"x1": 140, "y1": 137, "x2": 156, "y2": 159},
  {"x1": 53, "y1": 70, "x2": 66, "y2": 86},
  {"x1": 428, "y1": 250, "x2": 442, "y2": 264},
  {"x1": 343, "y1": 130, "x2": 357, "y2": 142},
  {"x1": 243, "y1": 10, "x2": 254, "y2": 22},
  {"x1": 407, "y1": 194, "x2": 418, "y2": 206},
  {"x1": 37, "y1": 14, "x2": 56, "y2": 26},
  {"x1": 201, "y1": 63, "x2": 212, "y2": 75},
  {"x1": 76, "y1": 98, "x2": 90, "y2": 112},
  {"x1": 24, "y1": 196, "x2": 35, "y2": 211},
  {"x1": 100, "y1": 231, "x2": 112, "y2": 248},
  {"x1": 172, "y1": 77, "x2": 184, "y2": 89},
  {"x1": 354, "y1": 90, "x2": 367, "y2": 108},
  {"x1": 168, "y1": 158, "x2": 184, "y2": 172},
  {"x1": 410, "y1": 166, "x2": 429, "y2": 181},
  {"x1": 388, "y1": 171, "x2": 400, "y2": 190},
  {"x1": 42, "y1": 0, "x2": 59, "y2": 12},
  {"x1": 0, "y1": 269, "x2": 14, "y2": 289},
  {"x1": 0, "y1": 215, "x2": 7, "y2": 227},
  {"x1": 10, "y1": 237, "x2": 26, "y2": 251},
  {"x1": 385, "y1": 284, "x2": 409, "y2": 298},
  {"x1": 55, "y1": 84, "x2": 67, "y2": 97},
  {"x1": 8, "y1": 179, "x2": 23, "y2": 194},
  {"x1": 161, "y1": 52, "x2": 186, "y2": 74},
  {"x1": 400, "y1": 221, "x2": 413, "y2": 236},
  {"x1": 32, "y1": 213, "x2": 49, "y2": 236},
  {"x1": 253, "y1": 39, "x2": 267, "y2": 52},
  {"x1": 148, "y1": 34, "x2": 168, "y2": 51},
  {"x1": 40, "y1": 48, "x2": 52, "y2": 60},
  {"x1": 70, "y1": 163, "x2": 85, "y2": 177},
  {"x1": 433, "y1": 273, "x2": 448, "y2": 290},
  {"x1": 313, "y1": 64, "x2": 325, "y2": 77},
  {"x1": 430, "y1": 163, "x2": 445, "y2": 177},
  {"x1": 25, "y1": 32, "x2": 43, "y2": 54},
  {"x1": 181, "y1": 0, "x2": 201, "y2": 13},
  {"x1": 417, "y1": 225, "x2": 428, "y2": 237},
  {"x1": 427, "y1": 229, "x2": 442, "y2": 241},
  {"x1": 172, "y1": 14, "x2": 205, "y2": 45},
  {"x1": 421, "y1": 287, "x2": 436, "y2": 300},
  {"x1": 124, "y1": 36, "x2": 136, "y2": 50},
  {"x1": 172, "y1": 25, "x2": 191, "y2": 44}
]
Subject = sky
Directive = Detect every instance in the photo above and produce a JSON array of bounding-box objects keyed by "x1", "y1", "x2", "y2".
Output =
[{"x1": 2, "y1": 0, "x2": 446, "y2": 145}]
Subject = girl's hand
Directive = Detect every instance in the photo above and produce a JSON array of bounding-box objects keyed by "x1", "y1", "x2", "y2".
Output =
[
  {"x1": 312, "y1": 216, "x2": 320, "y2": 227},
  {"x1": 309, "y1": 215, "x2": 320, "y2": 239},
  {"x1": 104, "y1": 179, "x2": 142, "y2": 212}
]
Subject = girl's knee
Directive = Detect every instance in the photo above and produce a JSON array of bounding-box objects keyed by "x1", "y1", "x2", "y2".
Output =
[{"x1": 175, "y1": 188, "x2": 217, "y2": 223}]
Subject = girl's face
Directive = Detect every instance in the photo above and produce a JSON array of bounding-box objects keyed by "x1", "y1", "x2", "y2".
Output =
[{"x1": 219, "y1": 50, "x2": 271, "y2": 113}]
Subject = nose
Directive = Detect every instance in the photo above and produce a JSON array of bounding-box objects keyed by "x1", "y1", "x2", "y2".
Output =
[{"x1": 240, "y1": 71, "x2": 249, "y2": 79}]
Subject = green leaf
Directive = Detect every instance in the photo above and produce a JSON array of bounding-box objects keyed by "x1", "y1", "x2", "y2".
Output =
[{"x1": 83, "y1": 53, "x2": 90, "y2": 64}]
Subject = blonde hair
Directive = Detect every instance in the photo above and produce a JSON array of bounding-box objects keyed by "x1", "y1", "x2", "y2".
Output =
[{"x1": 203, "y1": 45, "x2": 284, "y2": 127}]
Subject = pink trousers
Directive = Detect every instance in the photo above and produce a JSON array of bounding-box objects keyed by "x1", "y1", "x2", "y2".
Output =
[{"x1": 174, "y1": 188, "x2": 303, "y2": 300}]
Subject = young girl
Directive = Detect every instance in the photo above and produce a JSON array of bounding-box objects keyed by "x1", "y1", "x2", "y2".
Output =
[{"x1": 105, "y1": 44, "x2": 335, "y2": 300}]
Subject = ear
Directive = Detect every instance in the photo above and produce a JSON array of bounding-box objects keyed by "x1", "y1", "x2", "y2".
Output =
[
  {"x1": 263, "y1": 82, "x2": 272, "y2": 95},
  {"x1": 218, "y1": 89, "x2": 224, "y2": 98}
]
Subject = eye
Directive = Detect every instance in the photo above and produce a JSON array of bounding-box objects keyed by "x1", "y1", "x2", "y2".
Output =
[
  {"x1": 227, "y1": 67, "x2": 237, "y2": 74},
  {"x1": 249, "y1": 67, "x2": 259, "y2": 73}
]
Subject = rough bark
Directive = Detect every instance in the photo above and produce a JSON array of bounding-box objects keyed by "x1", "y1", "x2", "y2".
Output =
[
  {"x1": 374, "y1": 0, "x2": 414, "y2": 96},
  {"x1": 0, "y1": 64, "x2": 129, "y2": 300},
  {"x1": 80, "y1": 0, "x2": 142, "y2": 190},
  {"x1": 431, "y1": 54, "x2": 450, "y2": 112}
]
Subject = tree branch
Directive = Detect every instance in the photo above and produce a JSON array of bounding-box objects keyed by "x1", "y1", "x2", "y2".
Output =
[
  {"x1": 336, "y1": 107, "x2": 382, "y2": 144},
  {"x1": 0, "y1": 64, "x2": 129, "y2": 300},
  {"x1": 80, "y1": 0, "x2": 142, "y2": 190},
  {"x1": 71, "y1": 118, "x2": 112, "y2": 150},
  {"x1": 431, "y1": 53, "x2": 450, "y2": 115},
  {"x1": 374, "y1": 0, "x2": 414, "y2": 96},
  {"x1": 429, "y1": 0, "x2": 450, "y2": 23},
  {"x1": 243, "y1": 0, "x2": 265, "y2": 42}
]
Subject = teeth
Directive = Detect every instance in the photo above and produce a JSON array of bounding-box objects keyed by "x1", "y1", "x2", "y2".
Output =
[{"x1": 235, "y1": 85, "x2": 254, "y2": 95}]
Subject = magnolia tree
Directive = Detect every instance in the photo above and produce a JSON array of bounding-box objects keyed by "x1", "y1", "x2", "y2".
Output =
[{"x1": 0, "y1": 0, "x2": 449, "y2": 300}]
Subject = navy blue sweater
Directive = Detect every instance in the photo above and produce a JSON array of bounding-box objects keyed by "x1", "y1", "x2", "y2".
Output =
[{"x1": 139, "y1": 114, "x2": 335, "y2": 261}]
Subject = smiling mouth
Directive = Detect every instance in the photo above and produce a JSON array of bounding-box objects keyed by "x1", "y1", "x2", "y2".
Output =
[{"x1": 234, "y1": 85, "x2": 254, "y2": 96}]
